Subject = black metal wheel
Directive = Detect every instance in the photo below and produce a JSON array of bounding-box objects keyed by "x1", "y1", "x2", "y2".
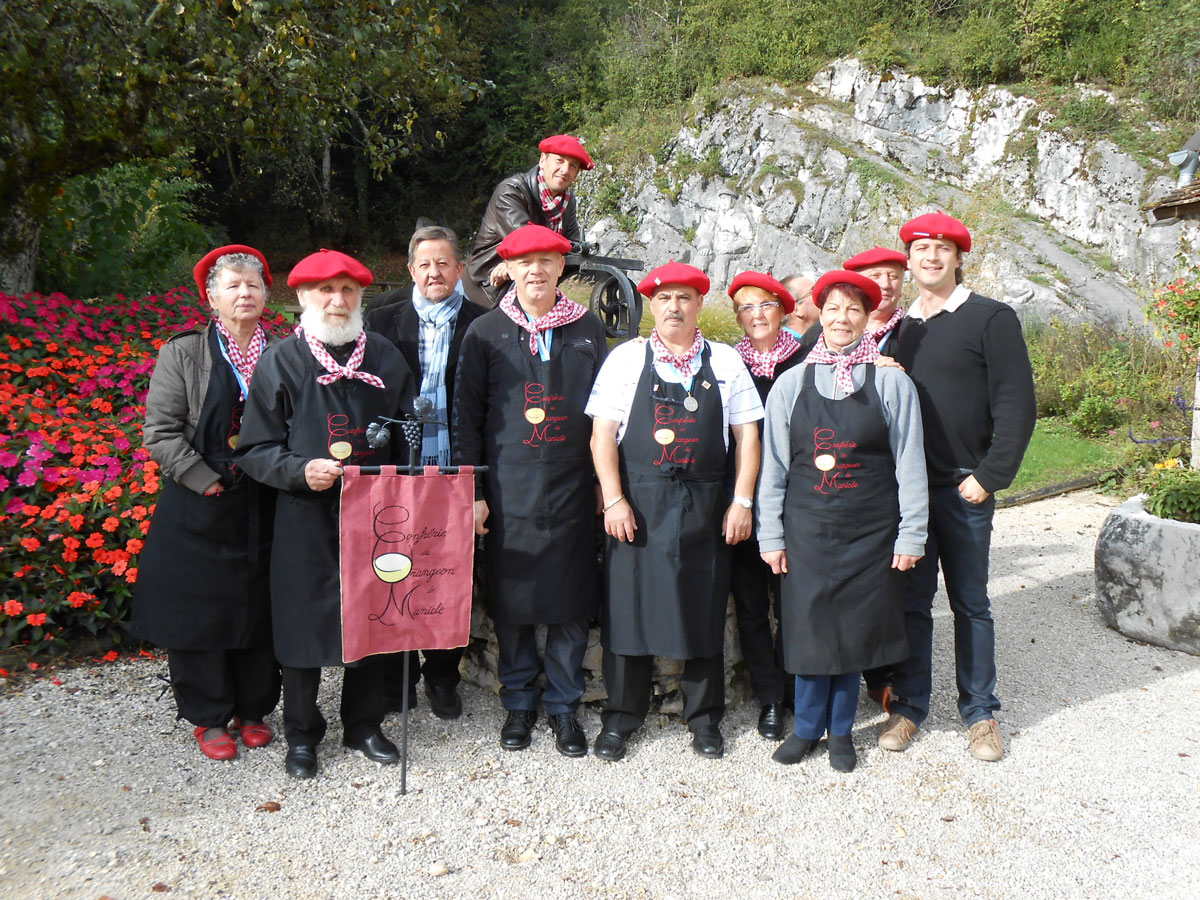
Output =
[{"x1": 590, "y1": 271, "x2": 642, "y2": 340}]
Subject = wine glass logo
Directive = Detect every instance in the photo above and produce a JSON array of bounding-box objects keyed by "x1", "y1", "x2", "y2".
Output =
[
  {"x1": 369, "y1": 504, "x2": 412, "y2": 626},
  {"x1": 329, "y1": 412, "x2": 353, "y2": 461}
]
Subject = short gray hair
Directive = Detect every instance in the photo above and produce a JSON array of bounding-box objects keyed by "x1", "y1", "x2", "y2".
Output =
[
  {"x1": 206, "y1": 252, "x2": 268, "y2": 299},
  {"x1": 408, "y1": 226, "x2": 462, "y2": 262}
]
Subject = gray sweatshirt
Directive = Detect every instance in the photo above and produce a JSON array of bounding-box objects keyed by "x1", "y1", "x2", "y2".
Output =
[{"x1": 755, "y1": 357, "x2": 929, "y2": 558}]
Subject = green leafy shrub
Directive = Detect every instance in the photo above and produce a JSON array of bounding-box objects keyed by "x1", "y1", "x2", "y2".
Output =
[
  {"x1": 36, "y1": 155, "x2": 215, "y2": 298},
  {"x1": 1025, "y1": 318, "x2": 1192, "y2": 447},
  {"x1": 1143, "y1": 467, "x2": 1200, "y2": 525}
]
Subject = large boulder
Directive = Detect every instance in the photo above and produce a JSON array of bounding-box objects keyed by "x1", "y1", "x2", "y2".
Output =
[{"x1": 1094, "y1": 497, "x2": 1200, "y2": 655}]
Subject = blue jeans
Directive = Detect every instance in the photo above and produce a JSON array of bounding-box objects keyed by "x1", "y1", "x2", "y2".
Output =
[
  {"x1": 793, "y1": 673, "x2": 860, "y2": 740},
  {"x1": 494, "y1": 621, "x2": 588, "y2": 715},
  {"x1": 890, "y1": 484, "x2": 999, "y2": 727}
]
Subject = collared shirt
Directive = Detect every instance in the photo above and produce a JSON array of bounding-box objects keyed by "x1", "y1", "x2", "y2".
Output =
[
  {"x1": 585, "y1": 338, "x2": 763, "y2": 446},
  {"x1": 907, "y1": 284, "x2": 972, "y2": 321}
]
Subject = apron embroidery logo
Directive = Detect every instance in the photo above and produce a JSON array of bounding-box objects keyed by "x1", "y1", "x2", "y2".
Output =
[
  {"x1": 812, "y1": 427, "x2": 861, "y2": 494},
  {"x1": 522, "y1": 381, "x2": 568, "y2": 446},
  {"x1": 327, "y1": 412, "x2": 354, "y2": 462},
  {"x1": 654, "y1": 403, "x2": 698, "y2": 466}
]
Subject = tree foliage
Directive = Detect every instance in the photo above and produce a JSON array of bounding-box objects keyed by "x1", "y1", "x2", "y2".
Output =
[{"x1": 0, "y1": 0, "x2": 481, "y2": 293}]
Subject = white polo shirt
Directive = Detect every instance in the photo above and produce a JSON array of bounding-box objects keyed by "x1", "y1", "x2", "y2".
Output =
[{"x1": 586, "y1": 338, "x2": 763, "y2": 447}]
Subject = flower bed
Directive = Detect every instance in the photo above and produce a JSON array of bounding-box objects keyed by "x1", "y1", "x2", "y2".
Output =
[{"x1": 0, "y1": 290, "x2": 288, "y2": 672}]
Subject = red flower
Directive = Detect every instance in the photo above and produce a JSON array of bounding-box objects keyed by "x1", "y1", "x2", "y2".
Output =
[
  {"x1": 101, "y1": 516, "x2": 120, "y2": 532},
  {"x1": 4, "y1": 599, "x2": 24, "y2": 617},
  {"x1": 102, "y1": 650, "x2": 119, "y2": 662},
  {"x1": 26, "y1": 612, "x2": 47, "y2": 626},
  {"x1": 19, "y1": 536, "x2": 41, "y2": 551}
]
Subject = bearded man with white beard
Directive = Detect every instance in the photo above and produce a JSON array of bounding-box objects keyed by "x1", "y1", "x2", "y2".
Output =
[{"x1": 236, "y1": 249, "x2": 416, "y2": 780}]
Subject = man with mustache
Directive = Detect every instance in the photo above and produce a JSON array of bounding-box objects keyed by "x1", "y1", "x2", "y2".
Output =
[
  {"x1": 237, "y1": 249, "x2": 416, "y2": 779},
  {"x1": 366, "y1": 226, "x2": 486, "y2": 720},
  {"x1": 587, "y1": 261, "x2": 763, "y2": 761},
  {"x1": 465, "y1": 134, "x2": 592, "y2": 307}
]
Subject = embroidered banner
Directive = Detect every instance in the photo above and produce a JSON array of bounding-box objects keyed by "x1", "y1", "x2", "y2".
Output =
[{"x1": 339, "y1": 465, "x2": 475, "y2": 663}]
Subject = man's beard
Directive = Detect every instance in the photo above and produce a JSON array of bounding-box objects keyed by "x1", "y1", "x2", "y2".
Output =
[{"x1": 300, "y1": 304, "x2": 363, "y2": 346}]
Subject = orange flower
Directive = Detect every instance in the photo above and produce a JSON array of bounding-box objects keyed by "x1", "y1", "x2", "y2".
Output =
[
  {"x1": 20, "y1": 536, "x2": 41, "y2": 551},
  {"x1": 125, "y1": 538, "x2": 144, "y2": 554},
  {"x1": 3, "y1": 600, "x2": 23, "y2": 617},
  {"x1": 26, "y1": 612, "x2": 47, "y2": 627},
  {"x1": 85, "y1": 532, "x2": 105, "y2": 548},
  {"x1": 101, "y1": 516, "x2": 120, "y2": 532}
]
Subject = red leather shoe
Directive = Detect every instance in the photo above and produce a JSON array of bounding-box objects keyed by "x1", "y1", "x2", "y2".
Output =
[
  {"x1": 194, "y1": 726, "x2": 237, "y2": 760},
  {"x1": 233, "y1": 717, "x2": 273, "y2": 749}
]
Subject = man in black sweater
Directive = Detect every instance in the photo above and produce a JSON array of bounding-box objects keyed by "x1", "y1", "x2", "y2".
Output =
[{"x1": 882, "y1": 212, "x2": 1036, "y2": 762}]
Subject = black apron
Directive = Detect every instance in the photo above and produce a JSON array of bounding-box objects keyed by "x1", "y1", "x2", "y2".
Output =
[
  {"x1": 780, "y1": 364, "x2": 908, "y2": 675},
  {"x1": 602, "y1": 342, "x2": 730, "y2": 658},
  {"x1": 132, "y1": 328, "x2": 274, "y2": 650},
  {"x1": 481, "y1": 325, "x2": 599, "y2": 624}
]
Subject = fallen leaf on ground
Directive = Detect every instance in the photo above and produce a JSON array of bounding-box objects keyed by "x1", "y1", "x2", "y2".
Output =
[{"x1": 256, "y1": 801, "x2": 282, "y2": 813}]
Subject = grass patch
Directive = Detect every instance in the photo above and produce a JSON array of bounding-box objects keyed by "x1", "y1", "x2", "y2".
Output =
[{"x1": 999, "y1": 418, "x2": 1124, "y2": 497}]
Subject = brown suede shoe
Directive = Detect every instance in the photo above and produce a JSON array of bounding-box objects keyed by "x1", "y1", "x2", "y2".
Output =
[
  {"x1": 878, "y1": 713, "x2": 918, "y2": 752},
  {"x1": 968, "y1": 718, "x2": 1004, "y2": 761}
]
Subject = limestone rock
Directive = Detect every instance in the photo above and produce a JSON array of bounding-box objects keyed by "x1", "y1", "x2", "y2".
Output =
[{"x1": 1095, "y1": 498, "x2": 1200, "y2": 655}]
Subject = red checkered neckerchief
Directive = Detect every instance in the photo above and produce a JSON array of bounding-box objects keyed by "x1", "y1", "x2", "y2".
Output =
[
  {"x1": 734, "y1": 329, "x2": 802, "y2": 379},
  {"x1": 295, "y1": 326, "x2": 386, "y2": 389},
  {"x1": 650, "y1": 326, "x2": 705, "y2": 379},
  {"x1": 214, "y1": 319, "x2": 267, "y2": 388},
  {"x1": 536, "y1": 167, "x2": 570, "y2": 233},
  {"x1": 804, "y1": 334, "x2": 880, "y2": 395},
  {"x1": 499, "y1": 286, "x2": 588, "y2": 355},
  {"x1": 867, "y1": 306, "x2": 905, "y2": 345}
]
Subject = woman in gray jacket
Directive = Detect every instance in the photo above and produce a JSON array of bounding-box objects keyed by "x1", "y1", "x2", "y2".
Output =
[{"x1": 130, "y1": 245, "x2": 281, "y2": 761}]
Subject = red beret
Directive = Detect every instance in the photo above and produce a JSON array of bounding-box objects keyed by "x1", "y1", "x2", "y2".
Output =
[
  {"x1": 538, "y1": 134, "x2": 594, "y2": 170},
  {"x1": 287, "y1": 249, "x2": 373, "y2": 288},
  {"x1": 843, "y1": 247, "x2": 908, "y2": 271},
  {"x1": 496, "y1": 224, "x2": 574, "y2": 260},
  {"x1": 638, "y1": 261, "x2": 710, "y2": 298},
  {"x1": 193, "y1": 244, "x2": 272, "y2": 303},
  {"x1": 812, "y1": 270, "x2": 883, "y2": 311},
  {"x1": 727, "y1": 271, "x2": 795, "y2": 314},
  {"x1": 899, "y1": 212, "x2": 972, "y2": 252}
]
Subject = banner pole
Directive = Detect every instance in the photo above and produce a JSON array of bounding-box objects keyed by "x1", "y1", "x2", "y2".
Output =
[{"x1": 400, "y1": 650, "x2": 410, "y2": 795}]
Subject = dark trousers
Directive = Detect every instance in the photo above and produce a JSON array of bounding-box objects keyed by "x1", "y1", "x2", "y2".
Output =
[
  {"x1": 793, "y1": 673, "x2": 860, "y2": 740},
  {"x1": 382, "y1": 647, "x2": 463, "y2": 705},
  {"x1": 601, "y1": 651, "x2": 724, "y2": 732},
  {"x1": 890, "y1": 485, "x2": 999, "y2": 727},
  {"x1": 167, "y1": 645, "x2": 280, "y2": 728},
  {"x1": 281, "y1": 660, "x2": 387, "y2": 747},
  {"x1": 494, "y1": 620, "x2": 588, "y2": 716},
  {"x1": 730, "y1": 539, "x2": 787, "y2": 705}
]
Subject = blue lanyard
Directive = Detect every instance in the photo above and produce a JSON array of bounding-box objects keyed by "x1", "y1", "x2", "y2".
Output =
[
  {"x1": 876, "y1": 330, "x2": 892, "y2": 353},
  {"x1": 521, "y1": 309, "x2": 553, "y2": 361},
  {"x1": 216, "y1": 331, "x2": 251, "y2": 399}
]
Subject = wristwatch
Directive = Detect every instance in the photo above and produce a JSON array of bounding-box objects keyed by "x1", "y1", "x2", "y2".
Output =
[{"x1": 733, "y1": 495, "x2": 753, "y2": 509}]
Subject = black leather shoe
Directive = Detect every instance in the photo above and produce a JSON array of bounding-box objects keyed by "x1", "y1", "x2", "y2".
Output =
[
  {"x1": 284, "y1": 744, "x2": 318, "y2": 779},
  {"x1": 828, "y1": 733, "x2": 857, "y2": 772},
  {"x1": 425, "y1": 682, "x2": 463, "y2": 720},
  {"x1": 592, "y1": 729, "x2": 630, "y2": 761},
  {"x1": 772, "y1": 733, "x2": 817, "y2": 765},
  {"x1": 690, "y1": 724, "x2": 725, "y2": 759},
  {"x1": 344, "y1": 732, "x2": 400, "y2": 765},
  {"x1": 548, "y1": 713, "x2": 588, "y2": 757},
  {"x1": 757, "y1": 702, "x2": 787, "y2": 740},
  {"x1": 499, "y1": 709, "x2": 537, "y2": 751}
]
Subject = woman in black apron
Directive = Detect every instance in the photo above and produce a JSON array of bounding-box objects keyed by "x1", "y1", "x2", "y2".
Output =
[
  {"x1": 756, "y1": 270, "x2": 928, "y2": 772},
  {"x1": 132, "y1": 246, "x2": 281, "y2": 761},
  {"x1": 727, "y1": 271, "x2": 806, "y2": 740}
]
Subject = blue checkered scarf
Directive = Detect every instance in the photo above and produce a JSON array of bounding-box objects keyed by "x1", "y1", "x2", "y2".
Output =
[{"x1": 412, "y1": 283, "x2": 464, "y2": 467}]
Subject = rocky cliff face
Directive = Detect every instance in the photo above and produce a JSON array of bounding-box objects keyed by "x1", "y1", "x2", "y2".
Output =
[{"x1": 585, "y1": 58, "x2": 1198, "y2": 325}]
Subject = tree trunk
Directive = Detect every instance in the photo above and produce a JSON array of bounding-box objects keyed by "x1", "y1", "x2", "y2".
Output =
[{"x1": 0, "y1": 205, "x2": 41, "y2": 297}]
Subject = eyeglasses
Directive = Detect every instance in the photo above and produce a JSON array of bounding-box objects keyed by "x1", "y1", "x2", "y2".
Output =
[{"x1": 736, "y1": 301, "x2": 782, "y2": 315}]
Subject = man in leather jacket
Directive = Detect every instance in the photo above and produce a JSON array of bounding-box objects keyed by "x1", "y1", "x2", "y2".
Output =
[{"x1": 465, "y1": 134, "x2": 593, "y2": 307}]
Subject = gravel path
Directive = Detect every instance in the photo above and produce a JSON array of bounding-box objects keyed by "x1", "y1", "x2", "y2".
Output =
[{"x1": 3, "y1": 491, "x2": 1198, "y2": 900}]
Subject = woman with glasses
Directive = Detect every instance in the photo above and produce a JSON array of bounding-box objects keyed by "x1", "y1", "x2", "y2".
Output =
[{"x1": 727, "y1": 271, "x2": 806, "y2": 742}]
